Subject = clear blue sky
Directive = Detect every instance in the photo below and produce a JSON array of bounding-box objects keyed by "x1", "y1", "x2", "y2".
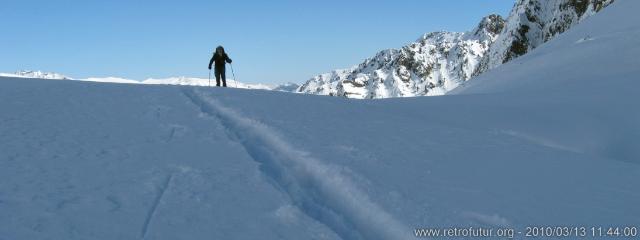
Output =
[{"x1": 0, "y1": 0, "x2": 513, "y2": 84}]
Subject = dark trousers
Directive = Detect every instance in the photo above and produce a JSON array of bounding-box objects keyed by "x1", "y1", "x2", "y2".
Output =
[{"x1": 214, "y1": 66, "x2": 226, "y2": 87}]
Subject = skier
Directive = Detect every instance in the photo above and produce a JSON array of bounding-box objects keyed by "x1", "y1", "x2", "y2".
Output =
[{"x1": 208, "y1": 46, "x2": 233, "y2": 87}]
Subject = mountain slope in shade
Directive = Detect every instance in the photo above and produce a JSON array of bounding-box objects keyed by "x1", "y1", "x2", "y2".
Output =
[{"x1": 298, "y1": 0, "x2": 614, "y2": 99}]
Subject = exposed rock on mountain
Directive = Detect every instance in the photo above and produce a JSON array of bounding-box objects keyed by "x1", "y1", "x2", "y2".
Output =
[{"x1": 298, "y1": 0, "x2": 614, "y2": 99}]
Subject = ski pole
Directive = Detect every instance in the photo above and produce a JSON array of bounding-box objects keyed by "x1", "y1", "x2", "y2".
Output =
[
  {"x1": 230, "y1": 63, "x2": 238, "y2": 88},
  {"x1": 208, "y1": 68, "x2": 211, "y2": 87}
]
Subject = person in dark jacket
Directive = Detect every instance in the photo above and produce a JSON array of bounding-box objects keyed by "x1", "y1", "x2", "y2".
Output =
[{"x1": 208, "y1": 46, "x2": 232, "y2": 87}]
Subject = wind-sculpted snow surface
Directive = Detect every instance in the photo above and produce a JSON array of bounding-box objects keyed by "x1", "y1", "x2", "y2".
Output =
[{"x1": 183, "y1": 88, "x2": 409, "y2": 240}]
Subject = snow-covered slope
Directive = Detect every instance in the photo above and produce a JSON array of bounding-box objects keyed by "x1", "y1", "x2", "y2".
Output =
[
  {"x1": 1, "y1": 0, "x2": 639, "y2": 239},
  {"x1": 450, "y1": 0, "x2": 640, "y2": 164},
  {"x1": 298, "y1": 0, "x2": 614, "y2": 99}
]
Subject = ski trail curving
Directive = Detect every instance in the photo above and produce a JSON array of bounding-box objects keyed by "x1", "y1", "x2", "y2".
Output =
[
  {"x1": 141, "y1": 174, "x2": 173, "y2": 239},
  {"x1": 183, "y1": 88, "x2": 410, "y2": 240}
]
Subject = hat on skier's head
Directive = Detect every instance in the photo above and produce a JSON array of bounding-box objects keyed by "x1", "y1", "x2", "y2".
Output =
[{"x1": 216, "y1": 46, "x2": 225, "y2": 54}]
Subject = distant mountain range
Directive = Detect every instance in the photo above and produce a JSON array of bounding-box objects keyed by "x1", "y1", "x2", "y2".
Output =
[
  {"x1": 297, "y1": 0, "x2": 615, "y2": 99},
  {"x1": 0, "y1": 70, "x2": 298, "y2": 91},
  {"x1": 0, "y1": 70, "x2": 73, "y2": 80}
]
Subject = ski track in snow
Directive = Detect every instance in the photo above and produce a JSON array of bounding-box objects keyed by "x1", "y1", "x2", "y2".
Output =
[
  {"x1": 499, "y1": 130, "x2": 581, "y2": 154},
  {"x1": 141, "y1": 174, "x2": 174, "y2": 239},
  {"x1": 182, "y1": 87, "x2": 410, "y2": 240}
]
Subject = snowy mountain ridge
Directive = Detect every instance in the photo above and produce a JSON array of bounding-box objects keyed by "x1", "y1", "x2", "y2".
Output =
[
  {"x1": 479, "y1": 0, "x2": 615, "y2": 72},
  {"x1": 298, "y1": 15, "x2": 505, "y2": 98},
  {"x1": 0, "y1": 70, "x2": 298, "y2": 91},
  {"x1": 297, "y1": 0, "x2": 615, "y2": 99},
  {"x1": 0, "y1": 70, "x2": 72, "y2": 80}
]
